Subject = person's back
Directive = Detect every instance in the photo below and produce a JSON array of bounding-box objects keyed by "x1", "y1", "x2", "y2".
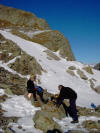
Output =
[
  {"x1": 59, "y1": 86, "x2": 77, "y2": 100},
  {"x1": 56, "y1": 85, "x2": 78, "y2": 123}
]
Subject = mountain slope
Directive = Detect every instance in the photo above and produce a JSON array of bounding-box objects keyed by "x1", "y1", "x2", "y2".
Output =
[
  {"x1": 0, "y1": 4, "x2": 100, "y2": 133},
  {"x1": 0, "y1": 29, "x2": 100, "y2": 107},
  {"x1": 0, "y1": 4, "x2": 75, "y2": 61}
]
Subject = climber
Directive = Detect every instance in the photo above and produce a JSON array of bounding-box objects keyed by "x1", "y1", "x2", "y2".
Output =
[
  {"x1": 27, "y1": 74, "x2": 48, "y2": 103},
  {"x1": 56, "y1": 85, "x2": 79, "y2": 124}
]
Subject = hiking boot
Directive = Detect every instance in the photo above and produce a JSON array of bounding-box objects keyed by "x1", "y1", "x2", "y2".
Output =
[{"x1": 71, "y1": 120, "x2": 79, "y2": 124}]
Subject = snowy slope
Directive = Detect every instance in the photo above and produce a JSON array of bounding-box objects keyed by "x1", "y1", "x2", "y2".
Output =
[
  {"x1": 1, "y1": 95, "x2": 42, "y2": 133},
  {"x1": 0, "y1": 30, "x2": 100, "y2": 108}
]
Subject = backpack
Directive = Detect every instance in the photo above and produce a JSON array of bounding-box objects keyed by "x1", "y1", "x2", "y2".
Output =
[{"x1": 35, "y1": 86, "x2": 43, "y2": 93}]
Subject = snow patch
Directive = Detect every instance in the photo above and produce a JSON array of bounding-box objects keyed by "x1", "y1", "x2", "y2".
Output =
[
  {"x1": 1, "y1": 95, "x2": 42, "y2": 133},
  {"x1": 0, "y1": 89, "x2": 5, "y2": 96},
  {"x1": 20, "y1": 30, "x2": 51, "y2": 38},
  {"x1": 54, "y1": 116, "x2": 100, "y2": 132}
]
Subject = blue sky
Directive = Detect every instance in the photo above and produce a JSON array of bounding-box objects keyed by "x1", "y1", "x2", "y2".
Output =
[{"x1": 0, "y1": 0, "x2": 100, "y2": 64}]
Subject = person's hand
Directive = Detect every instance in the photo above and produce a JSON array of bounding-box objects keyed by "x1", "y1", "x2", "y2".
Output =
[{"x1": 28, "y1": 93, "x2": 32, "y2": 99}]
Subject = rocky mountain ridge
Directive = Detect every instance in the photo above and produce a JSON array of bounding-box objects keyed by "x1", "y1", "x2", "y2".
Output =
[
  {"x1": 0, "y1": 4, "x2": 75, "y2": 61},
  {"x1": 0, "y1": 4, "x2": 100, "y2": 133}
]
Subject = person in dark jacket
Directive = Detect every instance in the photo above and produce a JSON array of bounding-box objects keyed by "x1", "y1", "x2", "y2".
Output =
[
  {"x1": 27, "y1": 74, "x2": 47, "y2": 103},
  {"x1": 56, "y1": 85, "x2": 78, "y2": 123},
  {"x1": 27, "y1": 74, "x2": 37, "y2": 101}
]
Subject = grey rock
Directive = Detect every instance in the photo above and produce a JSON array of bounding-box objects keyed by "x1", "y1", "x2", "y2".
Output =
[
  {"x1": 94, "y1": 85, "x2": 100, "y2": 94},
  {"x1": 68, "y1": 66, "x2": 76, "y2": 70},
  {"x1": 77, "y1": 69, "x2": 88, "y2": 80},
  {"x1": 0, "y1": 4, "x2": 50, "y2": 30},
  {"x1": 94, "y1": 63, "x2": 100, "y2": 71},
  {"x1": 0, "y1": 67, "x2": 27, "y2": 95},
  {"x1": 83, "y1": 66, "x2": 93, "y2": 74},
  {"x1": 67, "y1": 69, "x2": 75, "y2": 76},
  {"x1": 44, "y1": 50, "x2": 60, "y2": 61},
  {"x1": 34, "y1": 111, "x2": 62, "y2": 133},
  {"x1": 32, "y1": 30, "x2": 75, "y2": 61}
]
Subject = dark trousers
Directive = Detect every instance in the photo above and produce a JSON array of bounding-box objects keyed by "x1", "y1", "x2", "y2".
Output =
[
  {"x1": 33, "y1": 90, "x2": 45, "y2": 102},
  {"x1": 69, "y1": 99, "x2": 78, "y2": 121},
  {"x1": 57, "y1": 98, "x2": 78, "y2": 121}
]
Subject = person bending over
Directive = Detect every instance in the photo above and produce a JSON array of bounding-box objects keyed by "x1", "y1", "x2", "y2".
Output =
[{"x1": 56, "y1": 85, "x2": 78, "y2": 123}]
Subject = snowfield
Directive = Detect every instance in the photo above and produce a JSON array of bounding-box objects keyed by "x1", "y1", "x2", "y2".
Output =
[{"x1": 1, "y1": 95, "x2": 42, "y2": 133}]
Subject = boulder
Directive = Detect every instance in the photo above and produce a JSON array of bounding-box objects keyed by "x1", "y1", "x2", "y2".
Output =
[
  {"x1": 68, "y1": 66, "x2": 76, "y2": 70},
  {"x1": 77, "y1": 69, "x2": 88, "y2": 80},
  {"x1": 44, "y1": 50, "x2": 60, "y2": 61},
  {"x1": 32, "y1": 30, "x2": 75, "y2": 61},
  {"x1": 67, "y1": 69, "x2": 75, "y2": 76},
  {"x1": 89, "y1": 79, "x2": 95, "y2": 89},
  {"x1": 82, "y1": 120, "x2": 100, "y2": 130},
  {"x1": 83, "y1": 66, "x2": 94, "y2": 74},
  {"x1": 96, "y1": 105, "x2": 100, "y2": 112},
  {"x1": 34, "y1": 111, "x2": 62, "y2": 133},
  {"x1": 94, "y1": 63, "x2": 100, "y2": 71},
  {"x1": 94, "y1": 85, "x2": 100, "y2": 94},
  {"x1": 0, "y1": 94, "x2": 8, "y2": 103}
]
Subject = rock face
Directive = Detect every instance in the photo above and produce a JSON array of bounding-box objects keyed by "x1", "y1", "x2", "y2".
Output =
[
  {"x1": 77, "y1": 69, "x2": 88, "y2": 80},
  {"x1": 34, "y1": 111, "x2": 62, "y2": 133},
  {"x1": 0, "y1": 4, "x2": 50, "y2": 30},
  {"x1": 94, "y1": 63, "x2": 100, "y2": 71},
  {"x1": 67, "y1": 69, "x2": 75, "y2": 76},
  {"x1": 0, "y1": 4, "x2": 75, "y2": 61},
  {"x1": 11, "y1": 29, "x2": 75, "y2": 61},
  {"x1": 0, "y1": 67, "x2": 26, "y2": 95},
  {"x1": 68, "y1": 66, "x2": 76, "y2": 70},
  {"x1": 82, "y1": 120, "x2": 100, "y2": 130},
  {"x1": 32, "y1": 30, "x2": 75, "y2": 61},
  {"x1": 0, "y1": 33, "x2": 43, "y2": 75},
  {"x1": 94, "y1": 85, "x2": 100, "y2": 93},
  {"x1": 44, "y1": 50, "x2": 60, "y2": 61},
  {"x1": 83, "y1": 66, "x2": 94, "y2": 74}
]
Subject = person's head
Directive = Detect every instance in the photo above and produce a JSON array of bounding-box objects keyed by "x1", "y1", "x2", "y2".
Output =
[
  {"x1": 58, "y1": 85, "x2": 63, "y2": 91},
  {"x1": 30, "y1": 74, "x2": 36, "y2": 81}
]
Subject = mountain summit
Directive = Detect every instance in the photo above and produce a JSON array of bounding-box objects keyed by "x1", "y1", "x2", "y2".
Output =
[{"x1": 0, "y1": 4, "x2": 75, "y2": 61}]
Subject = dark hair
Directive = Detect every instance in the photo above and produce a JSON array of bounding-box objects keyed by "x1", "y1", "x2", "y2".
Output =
[{"x1": 58, "y1": 85, "x2": 63, "y2": 88}]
